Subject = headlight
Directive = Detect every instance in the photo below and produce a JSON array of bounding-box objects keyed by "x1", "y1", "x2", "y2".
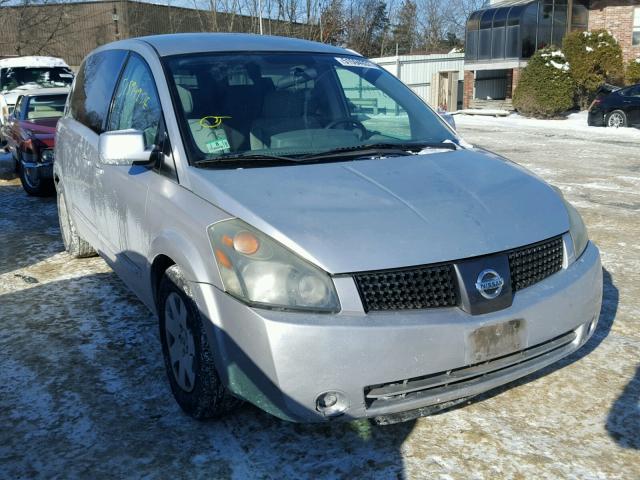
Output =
[
  {"x1": 208, "y1": 219, "x2": 340, "y2": 312},
  {"x1": 563, "y1": 198, "x2": 589, "y2": 259},
  {"x1": 41, "y1": 149, "x2": 54, "y2": 163}
]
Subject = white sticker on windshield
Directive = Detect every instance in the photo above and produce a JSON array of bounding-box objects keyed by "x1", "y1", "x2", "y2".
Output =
[
  {"x1": 205, "y1": 138, "x2": 231, "y2": 154},
  {"x1": 335, "y1": 57, "x2": 377, "y2": 68}
]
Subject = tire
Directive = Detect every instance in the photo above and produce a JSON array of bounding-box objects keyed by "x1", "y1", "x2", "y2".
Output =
[
  {"x1": 18, "y1": 153, "x2": 55, "y2": 196},
  {"x1": 606, "y1": 110, "x2": 627, "y2": 128},
  {"x1": 57, "y1": 187, "x2": 96, "y2": 258},
  {"x1": 158, "y1": 265, "x2": 241, "y2": 420}
]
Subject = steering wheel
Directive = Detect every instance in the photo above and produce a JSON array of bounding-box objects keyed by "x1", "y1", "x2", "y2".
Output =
[{"x1": 325, "y1": 118, "x2": 367, "y2": 140}]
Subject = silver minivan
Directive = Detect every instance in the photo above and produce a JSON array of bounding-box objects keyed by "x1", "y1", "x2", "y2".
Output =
[{"x1": 55, "y1": 33, "x2": 603, "y2": 424}]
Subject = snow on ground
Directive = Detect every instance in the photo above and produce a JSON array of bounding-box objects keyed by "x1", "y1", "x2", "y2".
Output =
[
  {"x1": 0, "y1": 117, "x2": 639, "y2": 479},
  {"x1": 456, "y1": 110, "x2": 640, "y2": 142}
]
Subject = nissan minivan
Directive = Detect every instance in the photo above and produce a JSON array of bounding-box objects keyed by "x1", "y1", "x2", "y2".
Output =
[{"x1": 54, "y1": 34, "x2": 603, "y2": 423}]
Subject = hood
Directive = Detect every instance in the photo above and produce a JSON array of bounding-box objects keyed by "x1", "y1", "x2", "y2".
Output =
[
  {"x1": 2, "y1": 90, "x2": 20, "y2": 106},
  {"x1": 189, "y1": 150, "x2": 569, "y2": 274},
  {"x1": 20, "y1": 118, "x2": 58, "y2": 135}
]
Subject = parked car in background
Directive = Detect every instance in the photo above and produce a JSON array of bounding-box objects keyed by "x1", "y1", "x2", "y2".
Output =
[
  {"x1": 3, "y1": 88, "x2": 68, "y2": 195},
  {"x1": 55, "y1": 34, "x2": 602, "y2": 424},
  {"x1": 588, "y1": 83, "x2": 640, "y2": 128},
  {"x1": 0, "y1": 56, "x2": 73, "y2": 139}
]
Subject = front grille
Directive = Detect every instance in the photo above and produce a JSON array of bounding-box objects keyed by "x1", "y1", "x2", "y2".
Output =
[
  {"x1": 353, "y1": 235, "x2": 564, "y2": 312},
  {"x1": 508, "y1": 236, "x2": 564, "y2": 292},
  {"x1": 364, "y1": 329, "x2": 577, "y2": 411},
  {"x1": 354, "y1": 264, "x2": 457, "y2": 312}
]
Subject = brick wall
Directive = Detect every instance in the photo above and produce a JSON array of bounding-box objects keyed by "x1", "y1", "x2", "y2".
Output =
[
  {"x1": 589, "y1": 0, "x2": 640, "y2": 63},
  {"x1": 463, "y1": 70, "x2": 474, "y2": 109},
  {"x1": 511, "y1": 68, "x2": 522, "y2": 97},
  {"x1": 0, "y1": 1, "x2": 317, "y2": 66}
]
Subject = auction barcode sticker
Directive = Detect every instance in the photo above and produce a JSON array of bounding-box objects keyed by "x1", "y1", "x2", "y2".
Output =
[{"x1": 335, "y1": 57, "x2": 377, "y2": 68}]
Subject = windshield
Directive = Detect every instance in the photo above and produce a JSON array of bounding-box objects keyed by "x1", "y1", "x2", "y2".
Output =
[
  {"x1": 0, "y1": 66, "x2": 74, "y2": 92},
  {"x1": 164, "y1": 53, "x2": 456, "y2": 164},
  {"x1": 26, "y1": 94, "x2": 67, "y2": 120}
]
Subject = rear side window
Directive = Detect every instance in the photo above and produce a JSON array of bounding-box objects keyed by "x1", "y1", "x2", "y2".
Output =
[
  {"x1": 13, "y1": 96, "x2": 23, "y2": 118},
  {"x1": 27, "y1": 94, "x2": 67, "y2": 120},
  {"x1": 69, "y1": 50, "x2": 127, "y2": 133}
]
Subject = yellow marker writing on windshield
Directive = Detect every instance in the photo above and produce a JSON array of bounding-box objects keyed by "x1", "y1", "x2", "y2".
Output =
[{"x1": 200, "y1": 116, "x2": 232, "y2": 129}]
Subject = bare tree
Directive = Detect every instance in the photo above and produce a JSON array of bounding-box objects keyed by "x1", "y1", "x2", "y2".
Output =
[
  {"x1": 319, "y1": 0, "x2": 345, "y2": 44},
  {"x1": 446, "y1": 0, "x2": 487, "y2": 39},
  {"x1": 6, "y1": 0, "x2": 74, "y2": 57},
  {"x1": 392, "y1": 0, "x2": 417, "y2": 54}
]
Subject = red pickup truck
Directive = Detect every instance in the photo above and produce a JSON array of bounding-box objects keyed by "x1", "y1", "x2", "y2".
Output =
[{"x1": 3, "y1": 87, "x2": 68, "y2": 195}]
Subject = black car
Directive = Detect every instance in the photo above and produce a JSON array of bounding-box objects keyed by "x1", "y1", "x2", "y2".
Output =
[{"x1": 588, "y1": 83, "x2": 640, "y2": 128}]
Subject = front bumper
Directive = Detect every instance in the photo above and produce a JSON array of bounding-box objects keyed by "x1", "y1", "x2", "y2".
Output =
[
  {"x1": 20, "y1": 158, "x2": 53, "y2": 180},
  {"x1": 588, "y1": 109, "x2": 605, "y2": 127},
  {"x1": 191, "y1": 242, "x2": 603, "y2": 422}
]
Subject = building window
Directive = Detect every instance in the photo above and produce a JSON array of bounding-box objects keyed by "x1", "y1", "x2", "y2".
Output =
[
  {"x1": 571, "y1": 0, "x2": 588, "y2": 31},
  {"x1": 479, "y1": 9, "x2": 495, "y2": 60},
  {"x1": 634, "y1": 7, "x2": 640, "y2": 46},
  {"x1": 492, "y1": 8, "x2": 508, "y2": 58},
  {"x1": 465, "y1": 10, "x2": 482, "y2": 61},
  {"x1": 551, "y1": 0, "x2": 567, "y2": 46}
]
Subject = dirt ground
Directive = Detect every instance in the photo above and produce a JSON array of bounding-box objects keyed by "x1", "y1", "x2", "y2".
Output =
[{"x1": 0, "y1": 119, "x2": 638, "y2": 479}]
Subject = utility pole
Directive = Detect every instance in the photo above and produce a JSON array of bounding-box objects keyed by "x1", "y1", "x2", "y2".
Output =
[{"x1": 259, "y1": 0, "x2": 264, "y2": 34}]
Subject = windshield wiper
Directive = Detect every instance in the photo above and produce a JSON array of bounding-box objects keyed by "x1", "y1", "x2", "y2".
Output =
[
  {"x1": 193, "y1": 153, "x2": 303, "y2": 167},
  {"x1": 298, "y1": 141, "x2": 458, "y2": 161},
  {"x1": 193, "y1": 141, "x2": 459, "y2": 168}
]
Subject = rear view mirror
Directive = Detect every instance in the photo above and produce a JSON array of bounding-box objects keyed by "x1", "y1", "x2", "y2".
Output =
[
  {"x1": 98, "y1": 129, "x2": 154, "y2": 166},
  {"x1": 439, "y1": 112, "x2": 456, "y2": 131}
]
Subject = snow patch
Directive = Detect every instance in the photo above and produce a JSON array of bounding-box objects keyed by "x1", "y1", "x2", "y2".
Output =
[
  {"x1": 455, "y1": 110, "x2": 640, "y2": 141},
  {"x1": 549, "y1": 60, "x2": 570, "y2": 72},
  {"x1": 0, "y1": 56, "x2": 69, "y2": 69}
]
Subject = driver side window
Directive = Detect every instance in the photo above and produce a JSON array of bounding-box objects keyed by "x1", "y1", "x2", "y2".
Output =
[
  {"x1": 336, "y1": 68, "x2": 411, "y2": 140},
  {"x1": 109, "y1": 53, "x2": 162, "y2": 148},
  {"x1": 13, "y1": 96, "x2": 23, "y2": 119}
]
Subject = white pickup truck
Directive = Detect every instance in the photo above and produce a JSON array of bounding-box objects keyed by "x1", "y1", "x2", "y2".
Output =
[{"x1": 0, "y1": 56, "x2": 74, "y2": 135}]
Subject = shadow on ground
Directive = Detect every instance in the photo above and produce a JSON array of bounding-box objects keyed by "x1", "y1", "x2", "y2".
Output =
[
  {"x1": 0, "y1": 270, "x2": 416, "y2": 478},
  {"x1": 0, "y1": 182, "x2": 60, "y2": 275},
  {"x1": 606, "y1": 365, "x2": 640, "y2": 449}
]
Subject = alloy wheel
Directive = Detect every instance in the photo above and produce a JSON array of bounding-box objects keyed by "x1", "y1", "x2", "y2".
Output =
[
  {"x1": 164, "y1": 292, "x2": 196, "y2": 392},
  {"x1": 607, "y1": 112, "x2": 625, "y2": 128}
]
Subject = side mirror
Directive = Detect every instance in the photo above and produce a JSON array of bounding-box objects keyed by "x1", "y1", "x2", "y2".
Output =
[
  {"x1": 439, "y1": 112, "x2": 457, "y2": 131},
  {"x1": 98, "y1": 129, "x2": 154, "y2": 166}
]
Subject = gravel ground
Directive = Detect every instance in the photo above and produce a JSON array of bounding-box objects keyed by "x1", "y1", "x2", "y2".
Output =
[{"x1": 0, "y1": 119, "x2": 638, "y2": 479}]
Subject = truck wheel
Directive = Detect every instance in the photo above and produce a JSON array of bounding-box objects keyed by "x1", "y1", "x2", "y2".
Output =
[
  {"x1": 12, "y1": 151, "x2": 19, "y2": 173},
  {"x1": 57, "y1": 187, "x2": 96, "y2": 258},
  {"x1": 606, "y1": 110, "x2": 627, "y2": 128},
  {"x1": 18, "y1": 154, "x2": 54, "y2": 196},
  {"x1": 158, "y1": 265, "x2": 241, "y2": 419}
]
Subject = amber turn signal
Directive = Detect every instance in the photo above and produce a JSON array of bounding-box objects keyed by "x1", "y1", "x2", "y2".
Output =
[
  {"x1": 234, "y1": 231, "x2": 260, "y2": 255},
  {"x1": 215, "y1": 248, "x2": 233, "y2": 269}
]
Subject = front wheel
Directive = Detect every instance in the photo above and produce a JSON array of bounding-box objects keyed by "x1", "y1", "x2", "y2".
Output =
[
  {"x1": 606, "y1": 110, "x2": 627, "y2": 128},
  {"x1": 158, "y1": 265, "x2": 241, "y2": 419},
  {"x1": 57, "y1": 187, "x2": 96, "y2": 258},
  {"x1": 18, "y1": 155, "x2": 54, "y2": 196}
]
